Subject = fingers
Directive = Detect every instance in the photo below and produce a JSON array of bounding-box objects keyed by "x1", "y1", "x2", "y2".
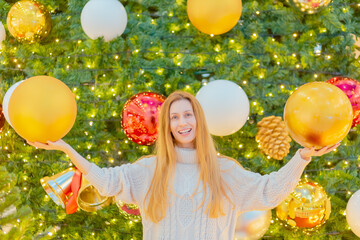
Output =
[{"x1": 313, "y1": 143, "x2": 340, "y2": 156}]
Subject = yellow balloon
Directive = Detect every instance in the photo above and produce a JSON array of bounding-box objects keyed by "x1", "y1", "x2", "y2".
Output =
[
  {"x1": 284, "y1": 82, "x2": 352, "y2": 148},
  {"x1": 6, "y1": 0, "x2": 52, "y2": 43},
  {"x1": 8, "y1": 76, "x2": 77, "y2": 143},
  {"x1": 187, "y1": 0, "x2": 242, "y2": 35}
]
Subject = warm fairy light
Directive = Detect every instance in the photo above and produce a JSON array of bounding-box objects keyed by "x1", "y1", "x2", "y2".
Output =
[
  {"x1": 293, "y1": 33, "x2": 297, "y2": 38},
  {"x1": 280, "y1": 84, "x2": 285, "y2": 89},
  {"x1": 296, "y1": 64, "x2": 300, "y2": 68},
  {"x1": 344, "y1": 161, "x2": 348, "y2": 165},
  {"x1": 118, "y1": 151, "x2": 122, "y2": 155},
  {"x1": 252, "y1": 101, "x2": 257, "y2": 106},
  {"x1": 272, "y1": 38, "x2": 275, "y2": 41},
  {"x1": 55, "y1": 39, "x2": 59, "y2": 43},
  {"x1": 252, "y1": 33, "x2": 258, "y2": 39},
  {"x1": 230, "y1": 39, "x2": 234, "y2": 43},
  {"x1": 347, "y1": 191, "x2": 352, "y2": 195},
  {"x1": 77, "y1": 40, "x2": 81, "y2": 44},
  {"x1": 107, "y1": 140, "x2": 110, "y2": 143},
  {"x1": 277, "y1": 61, "x2": 280, "y2": 65},
  {"x1": 127, "y1": 84, "x2": 131, "y2": 88},
  {"x1": 274, "y1": 54, "x2": 278, "y2": 58},
  {"x1": 256, "y1": 11, "x2": 260, "y2": 15},
  {"x1": 239, "y1": 144, "x2": 243, "y2": 148},
  {"x1": 186, "y1": 85, "x2": 190, "y2": 89},
  {"x1": 114, "y1": 55, "x2": 119, "y2": 59},
  {"x1": 326, "y1": 55, "x2": 331, "y2": 59},
  {"x1": 66, "y1": 65, "x2": 70, "y2": 69},
  {"x1": 327, "y1": 162, "x2": 331, "y2": 165},
  {"x1": 125, "y1": 140, "x2": 128, "y2": 143},
  {"x1": 92, "y1": 232, "x2": 95, "y2": 236},
  {"x1": 24, "y1": 176, "x2": 27, "y2": 180},
  {"x1": 89, "y1": 121, "x2": 93, "y2": 126},
  {"x1": 314, "y1": 74, "x2": 318, "y2": 78},
  {"x1": 168, "y1": 12, "x2": 173, "y2": 17},
  {"x1": 91, "y1": 86, "x2": 95, "y2": 91},
  {"x1": 210, "y1": 34, "x2": 214, "y2": 37}
]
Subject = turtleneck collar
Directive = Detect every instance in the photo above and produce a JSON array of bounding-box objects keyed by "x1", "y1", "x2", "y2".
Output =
[{"x1": 175, "y1": 146, "x2": 197, "y2": 164}]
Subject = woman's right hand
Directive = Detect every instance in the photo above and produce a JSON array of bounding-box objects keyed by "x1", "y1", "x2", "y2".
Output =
[{"x1": 27, "y1": 139, "x2": 70, "y2": 153}]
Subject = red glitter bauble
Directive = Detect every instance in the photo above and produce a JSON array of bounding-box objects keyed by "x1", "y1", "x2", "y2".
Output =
[
  {"x1": 122, "y1": 92, "x2": 165, "y2": 145},
  {"x1": 327, "y1": 77, "x2": 360, "y2": 127}
]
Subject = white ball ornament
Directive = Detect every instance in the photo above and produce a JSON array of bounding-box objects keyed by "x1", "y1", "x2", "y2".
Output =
[
  {"x1": 0, "y1": 21, "x2": 6, "y2": 43},
  {"x1": 196, "y1": 80, "x2": 250, "y2": 136},
  {"x1": 2, "y1": 81, "x2": 24, "y2": 127},
  {"x1": 81, "y1": 0, "x2": 127, "y2": 42},
  {"x1": 346, "y1": 190, "x2": 360, "y2": 237}
]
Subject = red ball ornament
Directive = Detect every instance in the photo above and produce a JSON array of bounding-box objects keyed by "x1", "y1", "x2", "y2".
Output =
[
  {"x1": 0, "y1": 104, "x2": 5, "y2": 132},
  {"x1": 122, "y1": 92, "x2": 165, "y2": 145},
  {"x1": 327, "y1": 77, "x2": 360, "y2": 127}
]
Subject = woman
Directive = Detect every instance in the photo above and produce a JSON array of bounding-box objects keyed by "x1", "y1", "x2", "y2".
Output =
[{"x1": 28, "y1": 91, "x2": 338, "y2": 239}]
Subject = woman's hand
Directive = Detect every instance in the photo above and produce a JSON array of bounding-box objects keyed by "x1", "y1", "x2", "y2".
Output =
[
  {"x1": 27, "y1": 139, "x2": 70, "y2": 153},
  {"x1": 299, "y1": 143, "x2": 340, "y2": 161}
]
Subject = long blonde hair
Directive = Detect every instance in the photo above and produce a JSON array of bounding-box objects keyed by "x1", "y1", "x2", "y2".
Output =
[{"x1": 145, "y1": 91, "x2": 231, "y2": 223}]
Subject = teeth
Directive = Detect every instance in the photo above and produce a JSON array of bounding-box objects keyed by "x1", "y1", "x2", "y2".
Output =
[{"x1": 179, "y1": 129, "x2": 191, "y2": 134}]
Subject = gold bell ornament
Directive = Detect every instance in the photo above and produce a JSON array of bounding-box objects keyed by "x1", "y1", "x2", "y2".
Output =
[
  {"x1": 77, "y1": 177, "x2": 113, "y2": 212},
  {"x1": 40, "y1": 168, "x2": 82, "y2": 214},
  {"x1": 256, "y1": 116, "x2": 292, "y2": 160},
  {"x1": 276, "y1": 178, "x2": 331, "y2": 232}
]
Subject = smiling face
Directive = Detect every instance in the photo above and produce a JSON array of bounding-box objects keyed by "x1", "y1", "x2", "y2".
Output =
[{"x1": 169, "y1": 99, "x2": 197, "y2": 148}]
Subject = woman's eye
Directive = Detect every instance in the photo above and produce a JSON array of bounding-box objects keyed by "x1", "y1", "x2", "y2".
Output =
[
  {"x1": 171, "y1": 115, "x2": 178, "y2": 120},
  {"x1": 185, "y1": 113, "x2": 192, "y2": 117}
]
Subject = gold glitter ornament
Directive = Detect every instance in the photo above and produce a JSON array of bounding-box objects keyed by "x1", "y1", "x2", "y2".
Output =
[
  {"x1": 256, "y1": 116, "x2": 292, "y2": 160},
  {"x1": 276, "y1": 179, "x2": 331, "y2": 232},
  {"x1": 288, "y1": 0, "x2": 332, "y2": 14},
  {"x1": 6, "y1": 0, "x2": 52, "y2": 43}
]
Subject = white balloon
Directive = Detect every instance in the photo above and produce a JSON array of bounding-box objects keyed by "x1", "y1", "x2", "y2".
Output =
[
  {"x1": 3, "y1": 81, "x2": 24, "y2": 127},
  {"x1": 234, "y1": 210, "x2": 272, "y2": 240},
  {"x1": 346, "y1": 190, "x2": 360, "y2": 237},
  {"x1": 81, "y1": 0, "x2": 127, "y2": 42},
  {"x1": 0, "y1": 21, "x2": 5, "y2": 43},
  {"x1": 196, "y1": 80, "x2": 250, "y2": 136}
]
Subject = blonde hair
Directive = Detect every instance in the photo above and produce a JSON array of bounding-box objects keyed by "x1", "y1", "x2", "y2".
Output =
[{"x1": 144, "y1": 91, "x2": 232, "y2": 223}]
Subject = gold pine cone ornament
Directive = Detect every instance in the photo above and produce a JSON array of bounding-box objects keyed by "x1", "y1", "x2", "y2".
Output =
[{"x1": 256, "y1": 116, "x2": 292, "y2": 160}]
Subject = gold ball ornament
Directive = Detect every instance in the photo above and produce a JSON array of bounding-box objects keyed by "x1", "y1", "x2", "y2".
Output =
[
  {"x1": 8, "y1": 76, "x2": 77, "y2": 143},
  {"x1": 187, "y1": 0, "x2": 242, "y2": 35},
  {"x1": 256, "y1": 116, "x2": 292, "y2": 160},
  {"x1": 6, "y1": 0, "x2": 52, "y2": 43},
  {"x1": 276, "y1": 179, "x2": 331, "y2": 231},
  {"x1": 288, "y1": 0, "x2": 332, "y2": 14},
  {"x1": 284, "y1": 82, "x2": 352, "y2": 149}
]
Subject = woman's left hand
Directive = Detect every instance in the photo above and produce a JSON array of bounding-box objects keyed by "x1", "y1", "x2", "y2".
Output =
[{"x1": 299, "y1": 143, "x2": 341, "y2": 161}]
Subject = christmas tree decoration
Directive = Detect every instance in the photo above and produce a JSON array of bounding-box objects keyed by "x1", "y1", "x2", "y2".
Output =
[
  {"x1": 6, "y1": 0, "x2": 51, "y2": 43},
  {"x1": 276, "y1": 179, "x2": 331, "y2": 231},
  {"x1": 41, "y1": 168, "x2": 82, "y2": 214},
  {"x1": 288, "y1": 0, "x2": 332, "y2": 14},
  {"x1": 0, "y1": 21, "x2": 5, "y2": 44},
  {"x1": 40, "y1": 168, "x2": 77, "y2": 208},
  {"x1": 115, "y1": 199, "x2": 141, "y2": 221},
  {"x1": 77, "y1": 178, "x2": 113, "y2": 212},
  {"x1": 196, "y1": 80, "x2": 249, "y2": 136},
  {"x1": 2, "y1": 80, "x2": 24, "y2": 127},
  {"x1": 7, "y1": 76, "x2": 77, "y2": 143},
  {"x1": 327, "y1": 77, "x2": 360, "y2": 128},
  {"x1": 122, "y1": 92, "x2": 165, "y2": 145},
  {"x1": 234, "y1": 210, "x2": 271, "y2": 240},
  {"x1": 284, "y1": 82, "x2": 352, "y2": 148},
  {"x1": 81, "y1": 0, "x2": 127, "y2": 41},
  {"x1": 256, "y1": 116, "x2": 292, "y2": 160},
  {"x1": 346, "y1": 190, "x2": 360, "y2": 237},
  {"x1": 0, "y1": 104, "x2": 6, "y2": 132},
  {"x1": 187, "y1": 0, "x2": 242, "y2": 35}
]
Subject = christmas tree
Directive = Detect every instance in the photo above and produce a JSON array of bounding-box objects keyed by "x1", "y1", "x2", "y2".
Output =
[{"x1": 1, "y1": 0, "x2": 360, "y2": 239}]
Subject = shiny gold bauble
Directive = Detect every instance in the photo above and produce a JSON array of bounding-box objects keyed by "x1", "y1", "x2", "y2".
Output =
[
  {"x1": 288, "y1": 0, "x2": 332, "y2": 14},
  {"x1": 284, "y1": 82, "x2": 352, "y2": 148},
  {"x1": 7, "y1": 0, "x2": 52, "y2": 43},
  {"x1": 276, "y1": 179, "x2": 331, "y2": 231},
  {"x1": 187, "y1": 0, "x2": 242, "y2": 35}
]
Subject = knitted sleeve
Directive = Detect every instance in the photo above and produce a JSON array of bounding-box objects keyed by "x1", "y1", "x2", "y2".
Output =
[
  {"x1": 82, "y1": 156, "x2": 155, "y2": 205},
  {"x1": 224, "y1": 150, "x2": 310, "y2": 212}
]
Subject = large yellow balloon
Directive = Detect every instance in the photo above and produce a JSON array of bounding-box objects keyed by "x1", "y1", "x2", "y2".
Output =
[
  {"x1": 284, "y1": 82, "x2": 352, "y2": 148},
  {"x1": 187, "y1": 0, "x2": 242, "y2": 35},
  {"x1": 8, "y1": 76, "x2": 77, "y2": 143}
]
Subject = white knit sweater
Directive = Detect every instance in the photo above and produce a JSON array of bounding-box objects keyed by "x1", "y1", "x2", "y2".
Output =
[{"x1": 83, "y1": 147, "x2": 310, "y2": 240}]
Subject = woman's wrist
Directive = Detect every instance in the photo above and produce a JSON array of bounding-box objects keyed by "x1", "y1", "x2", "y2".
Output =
[{"x1": 299, "y1": 148, "x2": 311, "y2": 161}]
